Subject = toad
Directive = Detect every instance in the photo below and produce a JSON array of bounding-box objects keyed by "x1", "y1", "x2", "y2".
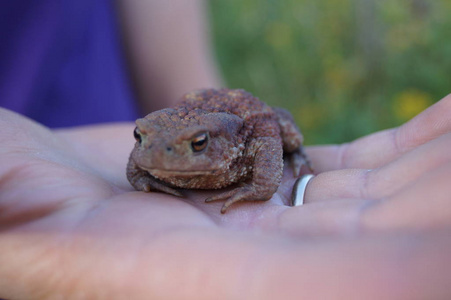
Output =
[{"x1": 127, "y1": 88, "x2": 311, "y2": 213}]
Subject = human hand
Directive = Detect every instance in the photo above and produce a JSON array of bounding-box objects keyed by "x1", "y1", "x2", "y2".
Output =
[
  {"x1": 289, "y1": 93, "x2": 451, "y2": 236},
  {"x1": 0, "y1": 95, "x2": 450, "y2": 299}
]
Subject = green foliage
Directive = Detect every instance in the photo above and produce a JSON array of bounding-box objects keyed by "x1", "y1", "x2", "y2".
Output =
[{"x1": 209, "y1": 0, "x2": 451, "y2": 144}]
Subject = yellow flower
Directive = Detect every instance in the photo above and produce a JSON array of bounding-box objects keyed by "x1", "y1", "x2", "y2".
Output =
[{"x1": 392, "y1": 89, "x2": 432, "y2": 121}]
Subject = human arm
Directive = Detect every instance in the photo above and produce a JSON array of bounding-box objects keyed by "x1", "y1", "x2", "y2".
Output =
[{"x1": 116, "y1": 0, "x2": 223, "y2": 112}]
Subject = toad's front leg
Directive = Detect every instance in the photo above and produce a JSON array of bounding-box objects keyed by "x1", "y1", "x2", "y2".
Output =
[
  {"x1": 126, "y1": 157, "x2": 182, "y2": 197},
  {"x1": 205, "y1": 136, "x2": 283, "y2": 213}
]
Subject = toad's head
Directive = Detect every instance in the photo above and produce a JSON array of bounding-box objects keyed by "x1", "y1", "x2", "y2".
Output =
[{"x1": 130, "y1": 108, "x2": 245, "y2": 181}]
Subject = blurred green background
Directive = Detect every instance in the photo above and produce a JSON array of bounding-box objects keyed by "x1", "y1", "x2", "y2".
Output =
[{"x1": 209, "y1": 0, "x2": 451, "y2": 144}]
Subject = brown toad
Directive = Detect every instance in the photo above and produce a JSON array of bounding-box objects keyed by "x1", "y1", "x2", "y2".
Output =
[{"x1": 127, "y1": 88, "x2": 311, "y2": 213}]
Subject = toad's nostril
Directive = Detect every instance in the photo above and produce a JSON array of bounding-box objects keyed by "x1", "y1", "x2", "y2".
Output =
[{"x1": 166, "y1": 146, "x2": 173, "y2": 152}]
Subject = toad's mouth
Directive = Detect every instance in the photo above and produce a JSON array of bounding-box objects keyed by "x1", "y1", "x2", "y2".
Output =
[{"x1": 143, "y1": 167, "x2": 219, "y2": 177}]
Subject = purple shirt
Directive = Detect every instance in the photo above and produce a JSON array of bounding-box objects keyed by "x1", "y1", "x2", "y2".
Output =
[{"x1": 0, "y1": 0, "x2": 139, "y2": 127}]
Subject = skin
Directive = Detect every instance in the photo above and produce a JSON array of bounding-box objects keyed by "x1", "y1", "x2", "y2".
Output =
[
  {"x1": 116, "y1": 0, "x2": 223, "y2": 111},
  {"x1": 0, "y1": 95, "x2": 450, "y2": 299},
  {"x1": 127, "y1": 89, "x2": 311, "y2": 213}
]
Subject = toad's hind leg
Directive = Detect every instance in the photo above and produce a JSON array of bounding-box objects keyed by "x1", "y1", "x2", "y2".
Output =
[{"x1": 273, "y1": 107, "x2": 313, "y2": 176}]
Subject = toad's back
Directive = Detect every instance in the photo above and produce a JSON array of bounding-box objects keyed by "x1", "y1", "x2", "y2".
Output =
[{"x1": 175, "y1": 89, "x2": 274, "y2": 120}]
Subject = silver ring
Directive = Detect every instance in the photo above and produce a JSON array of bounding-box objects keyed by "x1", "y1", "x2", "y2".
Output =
[{"x1": 291, "y1": 174, "x2": 315, "y2": 206}]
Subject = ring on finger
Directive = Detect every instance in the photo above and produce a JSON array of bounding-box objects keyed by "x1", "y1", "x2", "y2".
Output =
[{"x1": 291, "y1": 174, "x2": 315, "y2": 206}]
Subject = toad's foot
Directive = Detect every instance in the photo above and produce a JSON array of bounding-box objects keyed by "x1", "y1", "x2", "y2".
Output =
[
  {"x1": 131, "y1": 175, "x2": 183, "y2": 197},
  {"x1": 127, "y1": 157, "x2": 183, "y2": 197},
  {"x1": 205, "y1": 184, "x2": 273, "y2": 214},
  {"x1": 291, "y1": 148, "x2": 314, "y2": 177}
]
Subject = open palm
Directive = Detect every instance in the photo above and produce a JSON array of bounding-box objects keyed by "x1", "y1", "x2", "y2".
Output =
[{"x1": 1, "y1": 95, "x2": 451, "y2": 299}]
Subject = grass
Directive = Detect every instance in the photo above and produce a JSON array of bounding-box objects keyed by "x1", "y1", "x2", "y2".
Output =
[{"x1": 209, "y1": 0, "x2": 451, "y2": 144}]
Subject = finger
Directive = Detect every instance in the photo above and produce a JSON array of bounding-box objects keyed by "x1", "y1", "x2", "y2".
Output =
[
  {"x1": 307, "y1": 94, "x2": 451, "y2": 172},
  {"x1": 361, "y1": 161, "x2": 451, "y2": 232},
  {"x1": 304, "y1": 133, "x2": 451, "y2": 203},
  {"x1": 302, "y1": 169, "x2": 368, "y2": 203},
  {"x1": 364, "y1": 132, "x2": 451, "y2": 199},
  {"x1": 280, "y1": 163, "x2": 451, "y2": 237},
  {"x1": 281, "y1": 137, "x2": 451, "y2": 236}
]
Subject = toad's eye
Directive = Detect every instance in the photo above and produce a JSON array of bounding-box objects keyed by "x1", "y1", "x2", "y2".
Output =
[
  {"x1": 133, "y1": 127, "x2": 142, "y2": 143},
  {"x1": 191, "y1": 132, "x2": 209, "y2": 152}
]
